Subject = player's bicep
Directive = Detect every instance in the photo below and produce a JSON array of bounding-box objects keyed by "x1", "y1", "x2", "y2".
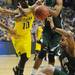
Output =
[{"x1": 54, "y1": 0, "x2": 63, "y2": 16}]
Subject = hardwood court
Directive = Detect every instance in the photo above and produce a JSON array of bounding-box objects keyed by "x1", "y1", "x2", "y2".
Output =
[{"x1": 0, "y1": 55, "x2": 60, "y2": 75}]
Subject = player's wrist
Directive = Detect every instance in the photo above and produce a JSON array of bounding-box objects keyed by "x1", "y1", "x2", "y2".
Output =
[{"x1": 52, "y1": 26, "x2": 56, "y2": 31}]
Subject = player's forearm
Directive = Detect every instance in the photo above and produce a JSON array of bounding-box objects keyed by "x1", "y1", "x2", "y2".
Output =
[
  {"x1": 0, "y1": 7, "x2": 18, "y2": 15},
  {"x1": 54, "y1": 28, "x2": 72, "y2": 37},
  {"x1": 3, "y1": 9, "x2": 18, "y2": 15},
  {"x1": 18, "y1": 0, "x2": 37, "y2": 14},
  {"x1": 18, "y1": 6, "x2": 33, "y2": 15},
  {"x1": 54, "y1": 27, "x2": 75, "y2": 51},
  {"x1": 0, "y1": 22, "x2": 10, "y2": 31},
  {"x1": 21, "y1": 4, "x2": 38, "y2": 15},
  {"x1": 18, "y1": 0, "x2": 43, "y2": 15},
  {"x1": 48, "y1": 17, "x2": 69, "y2": 36}
]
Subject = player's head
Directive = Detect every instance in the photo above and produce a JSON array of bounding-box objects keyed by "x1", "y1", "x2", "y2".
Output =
[{"x1": 19, "y1": 0, "x2": 28, "y2": 8}]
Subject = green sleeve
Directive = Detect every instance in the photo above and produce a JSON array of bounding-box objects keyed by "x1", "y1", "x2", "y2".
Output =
[{"x1": 54, "y1": 69, "x2": 67, "y2": 75}]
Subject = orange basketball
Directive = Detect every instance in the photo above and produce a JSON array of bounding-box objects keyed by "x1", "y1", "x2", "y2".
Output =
[{"x1": 34, "y1": 5, "x2": 50, "y2": 20}]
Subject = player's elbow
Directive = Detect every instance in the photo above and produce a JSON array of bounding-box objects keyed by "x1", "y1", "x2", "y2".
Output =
[{"x1": 50, "y1": 10, "x2": 61, "y2": 17}]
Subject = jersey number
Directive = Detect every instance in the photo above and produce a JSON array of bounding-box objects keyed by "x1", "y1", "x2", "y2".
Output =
[{"x1": 23, "y1": 22, "x2": 30, "y2": 29}]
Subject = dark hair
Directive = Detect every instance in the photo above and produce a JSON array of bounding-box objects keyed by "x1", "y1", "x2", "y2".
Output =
[
  {"x1": 28, "y1": 0, "x2": 36, "y2": 6},
  {"x1": 18, "y1": 0, "x2": 28, "y2": 8}
]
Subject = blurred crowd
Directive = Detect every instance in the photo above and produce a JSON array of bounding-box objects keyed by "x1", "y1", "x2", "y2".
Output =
[{"x1": 0, "y1": 12, "x2": 14, "y2": 41}]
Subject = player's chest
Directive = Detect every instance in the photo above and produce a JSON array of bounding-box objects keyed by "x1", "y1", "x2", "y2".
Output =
[{"x1": 15, "y1": 16, "x2": 33, "y2": 29}]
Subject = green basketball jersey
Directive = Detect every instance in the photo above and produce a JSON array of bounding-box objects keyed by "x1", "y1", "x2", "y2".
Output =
[{"x1": 45, "y1": 0, "x2": 56, "y2": 6}]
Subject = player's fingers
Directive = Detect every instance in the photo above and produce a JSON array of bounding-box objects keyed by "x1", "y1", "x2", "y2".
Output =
[
  {"x1": 18, "y1": 3, "x2": 21, "y2": 6},
  {"x1": 36, "y1": 0, "x2": 43, "y2": 5},
  {"x1": 17, "y1": 3, "x2": 21, "y2": 8}
]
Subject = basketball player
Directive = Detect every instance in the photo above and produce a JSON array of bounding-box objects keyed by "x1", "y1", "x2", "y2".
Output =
[
  {"x1": 31, "y1": 0, "x2": 63, "y2": 75},
  {"x1": 0, "y1": 1, "x2": 33, "y2": 75},
  {"x1": 36, "y1": 17, "x2": 75, "y2": 75},
  {"x1": 0, "y1": 0, "x2": 42, "y2": 75},
  {"x1": 11, "y1": 1, "x2": 45, "y2": 75},
  {"x1": 11, "y1": 1, "x2": 35, "y2": 75}
]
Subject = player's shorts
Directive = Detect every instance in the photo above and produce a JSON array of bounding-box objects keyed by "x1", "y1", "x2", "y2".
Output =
[
  {"x1": 42, "y1": 16, "x2": 63, "y2": 49},
  {"x1": 35, "y1": 42, "x2": 41, "y2": 51},
  {"x1": 42, "y1": 31, "x2": 61, "y2": 49},
  {"x1": 38, "y1": 30, "x2": 61, "y2": 63},
  {"x1": 11, "y1": 34, "x2": 31, "y2": 58},
  {"x1": 54, "y1": 69, "x2": 67, "y2": 75}
]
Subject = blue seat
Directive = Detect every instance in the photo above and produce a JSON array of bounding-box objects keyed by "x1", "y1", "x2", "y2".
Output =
[{"x1": 0, "y1": 41, "x2": 15, "y2": 55}]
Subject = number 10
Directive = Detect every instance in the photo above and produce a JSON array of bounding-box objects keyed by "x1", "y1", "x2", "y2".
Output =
[{"x1": 23, "y1": 22, "x2": 29, "y2": 29}]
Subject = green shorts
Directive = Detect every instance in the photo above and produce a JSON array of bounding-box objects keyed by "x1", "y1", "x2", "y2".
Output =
[
  {"x1": 42, "y1": 31, "x2": 61, "y2": 49},
  {"x1": 54, "y1": 69, "x2": 67, "y2": 75}
]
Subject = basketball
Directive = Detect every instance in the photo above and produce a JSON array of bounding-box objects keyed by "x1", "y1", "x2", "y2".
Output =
[{"x1": 34, "y1": 5, "x2": 50, "y2": 20}]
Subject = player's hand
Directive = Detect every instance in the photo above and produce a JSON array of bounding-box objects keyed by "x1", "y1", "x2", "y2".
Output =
[
  {"x1": 17, "y1": 3, "x2": 25, "y2": 14},
  {"x1": 14, "y1": 13, "x2": 22, "y2": 20},
  {"x1": 17, "y1": 3, "x2": 30, "y2": 16},
  {"x1": 35, "y1": 0, "x2": 43, "y2": 5},
  {"x1": 17, "y1": 3, "x2": 22, "y2": 10}
]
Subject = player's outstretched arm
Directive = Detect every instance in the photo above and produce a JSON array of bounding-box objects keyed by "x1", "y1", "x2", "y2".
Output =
[
  {"x1": 55, "y1": 28, "x2": 73, "y2": 37},
  {"x1": 55, "y1": 27, "x2": 75, "y2": 56},
  {"x1": 0, "y1": 7, "x2": 18, "y2": 15},
  {"x1": 49, "y1": 17, "x2": 75, "y2": 54},
  {"x1": 47, "y1": 17, "x2": 73, "y2": 37},
  {"x1": 18, "y1": 0, "x2": 43, "y2": 15}
]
